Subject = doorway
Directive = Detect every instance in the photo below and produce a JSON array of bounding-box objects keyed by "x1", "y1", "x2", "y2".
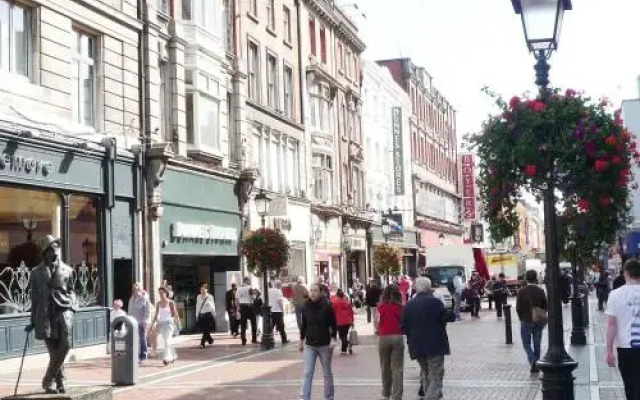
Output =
[{"x1": 113, "y1": 259, "x2": 133, "y2": 310}]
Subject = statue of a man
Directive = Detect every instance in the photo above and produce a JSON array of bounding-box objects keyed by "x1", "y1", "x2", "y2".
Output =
[{"x1": 26, "y1": 235, "x2": 75, "y2": 394}]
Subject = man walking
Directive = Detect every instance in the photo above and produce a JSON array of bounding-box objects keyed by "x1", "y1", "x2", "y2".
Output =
[
  {"x1": 365, "y1": 279, "x2": 382, "y2": 324},
  {"x1": 402, "y1": 277, "x2": 450, "y2": 400},
  {"x1": 226, "y1": 283, "x2": 239, "y2": 337},
  {"x1": 299, "y1": 283, "x2": 337, "y2": 400},
  {"x1": 269, "y1": 280, "x2": 289, "y2": 344},
  {"x1": 493, "y1": 273, "x2": 509, "y2": 319},
  {"x1": 238, "y1": 277, "x2": 257, "y2": 345},
  {"x1": 129, "y1": 281, "x2": 153, "y2": 362},
  {"x1": 468, "y1": 271, "x2": 484, "y2": 318},
  {"x1": 606, "y1": 259, "x2": 640, "y2": 400},
  {"x1": 516, "y1": 270, "x2": 547, "y2": 373},
  {"x1": 27, "y1": 236, "x2": 75, "y2": 394},
  {"x1": 452, "y1": 271, "x2": 464, "y2": 321},
  {"x1": 292, "y1": 276, "x2": 309, "y2": 332}
]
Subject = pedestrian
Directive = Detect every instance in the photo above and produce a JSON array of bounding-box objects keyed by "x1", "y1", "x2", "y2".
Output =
[
  {"x1": 151, "y1": 287, "x2": 181, "y2": 366},
  {"x1": 292, "y1": 276, "x2": 309, "y2": 332},
  {"x1": 366, "y1": 279, "x2": 382, "y2": 324},
  {"x1": 560, "y1": 270, "x2": 571, "y2": 306},
  {"x1": 225, "y1": 283, "x2": 239, "y2": 337},
  {"x1": 269, "y1": 280, "x2": 289, "y2": 344},
  {"x1": 468, "y1": 271, "x2": 484, "y2": 318},
  {"x1": 238, "y1": 277, "x2": 257, "y2": 345},
  {"x1": 331, "y1": 289, "x2": 354, "y2": 355},
  {"x1": 299, "y1": 283, "x2": 337, "y2": 400},
  {"x1": 613, "y1": 269, "x2": 626, "y2": 290},
  {"x1": 128, "y1": 282, "x2": 153, "y2": 361},
  {"x1": 318, "y1": 276, "x2": 331, "y2": 298},
  {"x1": 375, "y1": 284, "x2": 404, "y2": 400},
  {"x1": 516, "y1": 270, "x2": 547, "y2": 373},
  {"x1": 605, "y1": 259, "x2": 640, "y2": 400},
  {"x1": 493, "y1": 273, "x2": 509, "y2": 319},
  {"x1": 196, "y1": 284, "x2": 216, "y2": 349},
  {"x1": 398, "y1": 275, "x2": 411, "y2": 305},
  {"x1": 253, "y1": 288, "x2": 264, "y2": 336},
  {"x1": 107, "y1": 299, "x2": 127, "y2": 355},
  {"x1": 485, "y1": 275, "x2": 497, "y2": 310},
  {"x1": 452, "y1": 271, "x2": 464, "y2": 321},
  {"x1": 597, "y1": 270, "x2": 612, "y2": 311},
  {"x1": 402, "y1": 277, "x2": 450, "y2": 400}
]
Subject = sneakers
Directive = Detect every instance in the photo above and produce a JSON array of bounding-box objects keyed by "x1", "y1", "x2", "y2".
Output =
[{"x1": 530, "y1": 362, "x2": 540, "y2": 373}]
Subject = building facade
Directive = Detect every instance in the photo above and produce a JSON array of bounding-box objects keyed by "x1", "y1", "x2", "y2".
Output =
[
  {"x1": 377, "y1": 58, "x2": 462, "y2": 250},
  {"x1": 361, "y1": 60, "x2": 419, "y2": 277},
  {"x1": 0, "y1": 0, "x2": 143, "y2": 358}
]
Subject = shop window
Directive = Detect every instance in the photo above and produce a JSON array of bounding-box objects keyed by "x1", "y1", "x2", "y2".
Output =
[
  {"x1": 69, "y1": 194, "x2": 102, "y2": 308},
  {"x1": 0, "y1": 0, "x2": 30, "y2": 77}
]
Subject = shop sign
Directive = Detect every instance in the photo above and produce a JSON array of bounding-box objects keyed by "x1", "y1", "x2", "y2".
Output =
[
  {"x1": 461, "y1": 154, "x2": 476, "y2": 220},
  {"x1": 0, "y1": 154, "x2": 53, "y2": 177},
  {"x1": 272, "y1": 217, "x2": 292, "y2": 231},
  {"x1": 348, "y1": 236, "x2": 366, "y2": 251},
  {"x1": 392, "y1": 107, "x2": 405, "y2": 195},
  {"x1": 486, "y1": 253, "x2": 518, "y2": 268},
  {"x1": 171, "y1": 222, "x2": 237, "y2": 242},
  {"x1": 471, "y1": 223, "x2": 484, "y2": 243}
]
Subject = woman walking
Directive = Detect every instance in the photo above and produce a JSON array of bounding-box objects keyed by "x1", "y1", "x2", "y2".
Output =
[
  {"x1": 375, "y1": 284, "x2": 404, "y2": 400},
  {"x1": 196, "y1": 284, "x2": 216, "y2": 348},
  {"x1": 331, "y1": 289, "x2": 354, "y2": 354},
  {"x1": 152, "y1": 287, "x2": 181, "y2": 366}
]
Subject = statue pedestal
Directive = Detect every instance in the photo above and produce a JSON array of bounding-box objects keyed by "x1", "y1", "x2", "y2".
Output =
[{"x1": 3, "y1": 387, "x2": 112, "y2": 400}]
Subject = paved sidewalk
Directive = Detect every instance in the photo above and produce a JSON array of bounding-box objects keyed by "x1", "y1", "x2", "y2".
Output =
[{"x1": 0, "y1": 295, "x2": 624, "y2": 400}]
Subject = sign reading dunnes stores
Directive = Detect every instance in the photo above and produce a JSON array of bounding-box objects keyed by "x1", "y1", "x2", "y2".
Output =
[
  {"x1": 392, "y1": 107, "x2": 404, "y2": 195},
  {"x1": 171, "y1": 222, "x2": 238, "y2": 242}
]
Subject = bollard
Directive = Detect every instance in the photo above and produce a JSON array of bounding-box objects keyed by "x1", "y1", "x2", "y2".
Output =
[{"x1": 504, "y1": 304, "x2": 513, "y2": 345}]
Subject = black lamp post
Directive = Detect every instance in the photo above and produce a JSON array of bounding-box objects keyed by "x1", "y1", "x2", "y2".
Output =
[
  {"x1": 511, "y1": 0, "x2": 578, "y2": 398},
  {"x1": 438, "y1": 233, "x2": 445, "y2": 246},
  {"x1": 254, "y1": 189, "x2": 275, "y2": 350},
  {"x1": 381, "y1": 218, "x2": 391, "y2": 242},
  {"x1": 566, "y1": 239, "x2": 586, "y2": 345}
]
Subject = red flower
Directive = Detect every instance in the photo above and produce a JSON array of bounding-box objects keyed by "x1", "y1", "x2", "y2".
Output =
[
  {"x1": 612, "y1": 155, "x2": 623, "y2": 165},
  {"x1": 509, "y1": 96, "x2": 521, "y2": 109},
  {"x1": 594, "y1": 159, "x2": 610, "y2": 172},
  {"x1": 270, "y1": 251, "x2": 278, "y2": 261},
  {"x1": 526, "y1": 100, "x2": 546, "y2": 112},
  {"x1": 577, "y1": 199, "x2": 590, "y2": 212},
  {"x1": 599, "y1": 196, "x2": 612, "y2": 206},
  {"x1": 605, "y1": 135, "x2": 618, "y2": 146},
  {"x1": 525, "y1": 165, "x2": 537, "y2": 177},
  {"x1": 630, "y1": 142, "x2": 637, "y2": 151},
  {"x1": 565, "y1": 89, "x2": 576, "y2": 98},
  {"x1": 622, "y1": 168, "x2": 632, "y2": 176}
]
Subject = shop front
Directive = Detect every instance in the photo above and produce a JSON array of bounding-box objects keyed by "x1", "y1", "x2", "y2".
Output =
[
  {"x1": 312, "y1": 212, "x2": 343, "y2": 290},
  {"x1": 343, "y1": 224, "x2": 368, "y2": 290},
  {"x1": 371, "y1": 225, "x2": 420, "y2": 278},
  {"x1": 160, "y1": 166, "x2": 240, "y2": 333},
  {"x1": 0, "y1": 132, "x2": 140, "y2": 359}
]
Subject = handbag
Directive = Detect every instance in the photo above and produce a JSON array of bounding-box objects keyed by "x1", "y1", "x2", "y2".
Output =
[
  {"x1": 348, "y1": 327, "x2": 359, "y2": 345},
  {"x1": 528, "y1": 291, "x2": 548, "y2": 325}
]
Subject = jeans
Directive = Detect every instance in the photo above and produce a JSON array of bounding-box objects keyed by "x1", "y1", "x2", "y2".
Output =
[
  {"x1": 520, "y1": 321, "x2": 544, "y2": 365},
  {"x1": 470, "y1": 297, "x2": 481, "y2": 317},
  {"x1": 495, "y1": 293, "x2": 507, "y2": 318},
  {"x1": 158, "y1": 321, "x2": 177, "y2": 362},
  {"x1": 296, "y1": 304, "x2": 305, "y2": 332},
  {"x1": 228, "y1": 311, "x2": 239, "y2": 335},
  {"x1": 618, "y1": 348, "x2": 640, "y2": 400},
  {"x1": 271, "y1": 312, "x2": 288, "y2": 342},
  {"x1": 378, "y1": 335, "x2": 404, "y2": 400},
  {"x1": 300, "y1": 344, "x2": 334, "y2": 400},
  {"x1": 138, "y1": 322, "x2": 148, "y2": 360},
  {"x1": 453, "y1": 292, "x2": 462, "y2": 320},
  {"x1": 417, "y1": 355, "x2": 445, "y2": 400},
  {"x1": 337, "y1": 325, "x2": 350, "y2": 353}
]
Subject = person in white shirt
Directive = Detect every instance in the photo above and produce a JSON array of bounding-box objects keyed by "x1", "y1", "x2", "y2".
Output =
[
  {"x1": 452, "y1": 271, "x2": 464, "y2": 321},
  {"x1": 605, "y1": 259, "x2": 640, "y2": 400},
  {"x1": 237, "y1": 277, "x2": 257, "y2": 345},
  {"x1": 269, "y1": 280, "x2": 289, "y2": 344},
  {"x1": 196, "y1": 284, "x2": 216, "y2": 348},
  {"x1": 107, "y1": 299, "x2": 127, "y2": 354}
]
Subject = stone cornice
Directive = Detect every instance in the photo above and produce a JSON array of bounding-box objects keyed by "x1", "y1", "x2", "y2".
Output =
[{"x1": 302, "y1": 0, "x2": 366, "y2": 53}]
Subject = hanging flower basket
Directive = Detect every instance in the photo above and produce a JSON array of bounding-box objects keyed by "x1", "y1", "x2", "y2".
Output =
[
  {"x1": 467, "y1": 88, "x2": 635, "y2": 247},
  {"x1": 241, "y1": 228, "x2": 290, "y2": 275},
  {"x1": 374, "y1": 243, "x2": 402, "y2": 278}
]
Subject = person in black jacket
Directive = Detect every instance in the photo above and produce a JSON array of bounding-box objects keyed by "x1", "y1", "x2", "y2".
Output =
[
  {"x1": 298, "y1": 283, "x2": 337, "y2": 400},
  {"x1": 365, "y1": 279, "x2": 382, "y2": 323},
  {"x1": 516, "y1": 270, "x2": 547, "y2": 373},
  {"x1": 613, "y1": 269, "x2": 626, "y2": 290}
]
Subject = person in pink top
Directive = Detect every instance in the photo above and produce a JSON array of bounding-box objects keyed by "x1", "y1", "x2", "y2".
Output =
[
  {"x1": 398, "y1": 276, "x2": 411, "y2": 304},
  {"x1": 331, "y1": 289, "x2": 355, "y2": 354}
]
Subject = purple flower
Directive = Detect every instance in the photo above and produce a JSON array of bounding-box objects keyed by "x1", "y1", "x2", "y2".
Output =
[
  {"x1": 573, "y1": 124, "x2": 585, "y2": 140},
  {"x1": 538, "y1": 144, "x2": 548, "y2": 152},
  {"x1": 584, "y1": 141, "x2": 596, "y2": 155},
  {"x1": 589, "y1": 125, "x2": 598, "y2": 134}
]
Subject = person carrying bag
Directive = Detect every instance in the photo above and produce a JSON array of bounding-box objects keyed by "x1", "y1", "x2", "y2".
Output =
[{"x1": 196, "y1": 284, "x2": 216, "y2": 348}]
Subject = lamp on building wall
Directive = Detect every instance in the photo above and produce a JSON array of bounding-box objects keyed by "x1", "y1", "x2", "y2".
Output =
[
  {"x1": 313, "y1": 225, "x2": 323, "y2": 243},
  {"x1": 381, "y1": 218, "x2": 391, "y2": 243},
  {"x1": 511, "y1": 0, "x2": 576, "y2": 398},
  {"x1": 254, "y1": 189, "x2": 271, "y2": 228},
  {"x1": 438, "y1": 233, "x2": 445, "y2": 246}
]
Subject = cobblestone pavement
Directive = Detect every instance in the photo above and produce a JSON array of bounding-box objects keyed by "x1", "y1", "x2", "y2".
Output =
[{"x1": 0, "y1": 295, "x2": 626, "y2": 400}]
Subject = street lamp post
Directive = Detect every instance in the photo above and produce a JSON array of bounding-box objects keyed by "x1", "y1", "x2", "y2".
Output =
[
  {"x1": 566, "y1": 239, "x2": 586, "y2": 345},
  {"x1": 511, "y1": 0, "x2": 578, "y2": 398},
  {"x1": 438, "y1": 233, "x2": 445, "y2": 246},
  {"x1": 254, "y1": 189, "x2": 275, "y2": 350},
  {"x1": 381, "y1": 218, "x2": 391, "y2": 243}
]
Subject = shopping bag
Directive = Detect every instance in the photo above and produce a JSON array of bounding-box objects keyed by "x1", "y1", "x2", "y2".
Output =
[{"x1": 348, "y1": 327, "x2": 359, "y2": 345}]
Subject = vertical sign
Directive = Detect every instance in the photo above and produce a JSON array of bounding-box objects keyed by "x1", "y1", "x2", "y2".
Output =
[
  {"x1": 392, "y1": 107, "x2": 404, "y2": 195},
  {"x1": 461, "y1": 154, "x2": 476, "y2": 220}
]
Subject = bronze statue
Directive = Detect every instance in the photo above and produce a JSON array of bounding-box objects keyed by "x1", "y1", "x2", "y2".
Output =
[{"x1": 26, "y1": 235, "x2": 75, "y2": 394}]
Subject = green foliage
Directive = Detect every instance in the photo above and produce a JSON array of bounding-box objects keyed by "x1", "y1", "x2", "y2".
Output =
[
  {"x1": 241, "y1": 228, "x2": 290, "y2": 275},
  {"x1": 374, "y1": 244, "x2": 402, "y2": 277},
  {"x1": 466, "y1": 88, "x2": 636, "y2": 254}
]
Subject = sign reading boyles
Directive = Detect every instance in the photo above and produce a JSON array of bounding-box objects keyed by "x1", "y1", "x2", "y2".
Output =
[{"x1": 461, "y1": 154, "x2": 476, "y2": 220}]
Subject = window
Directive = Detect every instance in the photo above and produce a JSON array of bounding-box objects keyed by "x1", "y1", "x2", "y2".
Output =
[
  {"x1": 247, "y1": 41, "x2": 259, "y2": 101},
  {"x1": 197, "y1": 0, "x2": 219, "y2": 33},
  {"x1": 156, "y1": 0, "x2": 169, "y2": 13},
  {"x1": 254, "y1": 130, "x2": 300, "y2": 193},
  {"x1": 159, "y1": 59, "x2": 171, "y2": 138},
  {"x1": 71, "y1": 30, "x2": 96, "y2": 127},
  {"x1": 283, "y1": 66, "x2": 293, "y2": 118},
  {"x1": 283, "y1": 6, "x2": 291, "y2": 43},
  {"x1": 198, "y1": 95, "x2": 220, "y2": 150},
  {"x1": 0, "y1": 0, "x2": 29, "y2": 77},
  {"x1": 182, "y1": 0, "x2": 192, "y2": 19},
  {"x1": 224, "y1": 0, "x2": 232, "y2": 51},
  {"x1": 266, "y1": 54, "x2": 277, "y2": 108},
  {"x1": 337, "y1": 42, "x2": 343, "y2": 70},
  {"x1": 319, "y1": 27, "x2": 326, "y2": 64},
  {"x1": 69, "y1": 194, "x2": 102, "y2": 308},
  {"x1": 313, "y1": 153, "x2": 333, "y2": 203},
  {"x1": 249, "y1": 0, "x2": 257, "y2": 16},
  {"x1": 266, "y1": 0, "x2": 275, "y2": 31},
  {"x1": 186, "y1": 93, "x2": 194, "y2": 143},
  {"x1": 345, "y1": 49, "x2": 352, "y2": 77},
  {"x1": 309, "y1": 19, "x2": 316, "y2": 56}
]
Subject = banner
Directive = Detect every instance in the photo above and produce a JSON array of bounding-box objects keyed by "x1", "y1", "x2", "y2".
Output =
[
  {"x1": 486, "y1": 253, "x2": 518, "y2": 268},
  {"x1": 461, "y1": 154, "x2": 476, "y2": 220},
  {"x1": 392, "y1": 107, "x2": 404, "y2": 195}
]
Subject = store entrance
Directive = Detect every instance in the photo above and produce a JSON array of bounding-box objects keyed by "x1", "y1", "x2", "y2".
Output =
[{"x1": 113, "y1": 259, "x2": 133, "y2": 310}]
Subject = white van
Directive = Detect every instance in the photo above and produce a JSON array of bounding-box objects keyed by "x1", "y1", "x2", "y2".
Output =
[{"x1": 424, "y1": 244, "x2": 477, "y2": 310}]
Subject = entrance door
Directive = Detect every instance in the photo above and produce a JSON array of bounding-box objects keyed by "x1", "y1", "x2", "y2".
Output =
[{"x1": 113, "y1": 259, "x2": 133, "y2": 310}]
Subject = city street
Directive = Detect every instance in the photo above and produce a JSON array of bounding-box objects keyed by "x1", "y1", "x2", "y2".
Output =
[{"x1": 0, "y1": 295, "x2": 623, "y2": 400}]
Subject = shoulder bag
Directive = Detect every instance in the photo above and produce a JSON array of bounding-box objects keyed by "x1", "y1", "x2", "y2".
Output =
[{"x1": 529, "y1": 289, "x2": 548, "y2": 325}]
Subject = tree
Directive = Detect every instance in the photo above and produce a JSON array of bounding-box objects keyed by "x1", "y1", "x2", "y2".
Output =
[{"x1": 374, "y1": 243, "x2": 402, "y2": 284}]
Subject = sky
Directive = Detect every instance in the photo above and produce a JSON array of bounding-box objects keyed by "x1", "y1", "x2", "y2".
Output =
[{"x1": 346, "y1": 0, "x2": 640, "y2": 149}]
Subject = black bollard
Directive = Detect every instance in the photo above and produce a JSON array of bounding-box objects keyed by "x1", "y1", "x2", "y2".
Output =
[{"x1": 504, "y1": 304, "x2": 513, "y2": 345}]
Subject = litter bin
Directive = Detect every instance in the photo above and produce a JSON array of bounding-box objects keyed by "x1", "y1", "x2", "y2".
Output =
[{"x1": 111, "y1": 315, "x2": 139, "y2": 386}]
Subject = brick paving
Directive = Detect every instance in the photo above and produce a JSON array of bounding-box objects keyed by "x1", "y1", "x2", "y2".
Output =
[{"x1": 0, "y1": 294, "x2": 628, "y2": 400}]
